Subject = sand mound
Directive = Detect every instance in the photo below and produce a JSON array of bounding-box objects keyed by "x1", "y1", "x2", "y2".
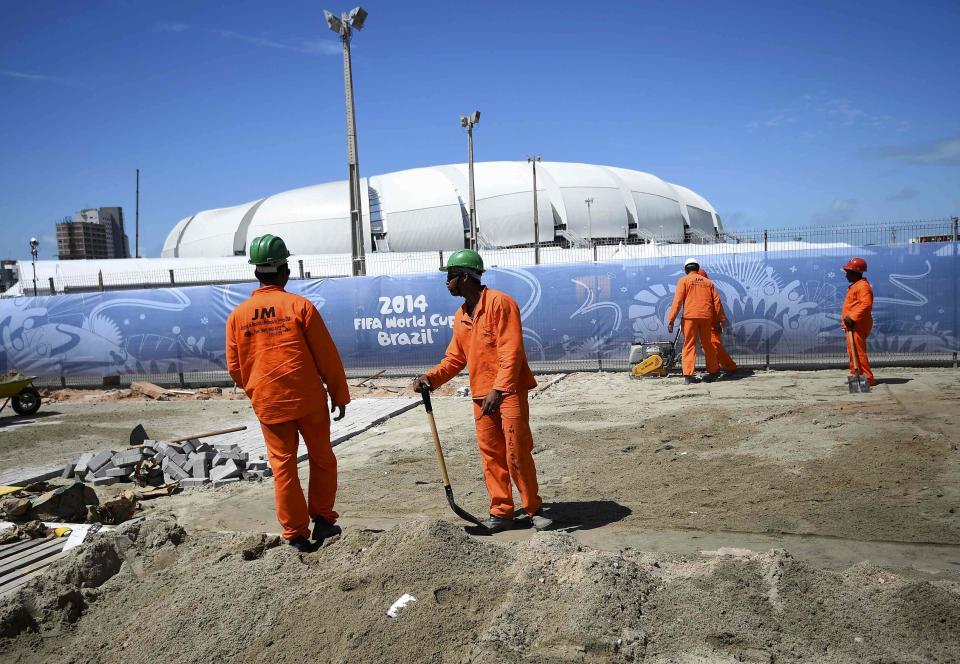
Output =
[{"x1": 1, "y1": 517, "x2": 958, "y2": 663}]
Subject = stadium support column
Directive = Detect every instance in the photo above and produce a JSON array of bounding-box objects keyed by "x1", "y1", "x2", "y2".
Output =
[{"x1": 326, "y1": 7, "x2": 369, "y2": 276}]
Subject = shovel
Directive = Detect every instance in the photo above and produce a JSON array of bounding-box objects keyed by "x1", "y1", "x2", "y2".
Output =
[
  {"x1": 129, "y1": 424, "x2": 248, "y2": 446},
  {"x1": 846, "y1": 330, "x2": 871, "y2": 394},
  {"x1": 420, "y1": 389, "x2": 489, "y2": 533}
]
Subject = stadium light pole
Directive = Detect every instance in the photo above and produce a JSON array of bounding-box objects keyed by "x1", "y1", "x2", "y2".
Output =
[
  {"x1": 325, "y1": 6, "x2": 368, "y2": 276},
  {"x1": 460, "y1": 111, "x2": 480, "y2": 250},
  {"x1": 527, "y1": 155, "x2": 541, "y2": 264},
  {"x1": 584, "y1": 197, "x2": 595, "y2": 246},
  {"x1": 29, "y1": 237, "x2": 39, "y2": 296}
]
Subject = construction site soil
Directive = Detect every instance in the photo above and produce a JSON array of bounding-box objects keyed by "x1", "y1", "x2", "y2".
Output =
[{"x1": 2, "y1": 368, "x2": 959, "y2": 662}]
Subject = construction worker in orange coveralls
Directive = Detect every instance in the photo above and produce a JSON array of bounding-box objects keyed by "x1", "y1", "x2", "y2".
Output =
[
  {"x1": 667, "y1": 258, "x2": 723, "y2": 384},
  {"x1": 412, "y1": 249, "x2": 552, "y2": 534},
  {"x1": 226, "y1": 234, "x2": 350, "y2": 553},
  {"x1": 698, "y1": 268, "x2": 738, "y2": 376},
  {"x1": 841, "y1": 257, "x2": 878, "y2": 386}
]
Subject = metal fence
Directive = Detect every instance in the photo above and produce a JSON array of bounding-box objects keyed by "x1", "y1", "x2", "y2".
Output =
[{"x1": 17, "y1": 217, "x2": 960, "y2": 388}]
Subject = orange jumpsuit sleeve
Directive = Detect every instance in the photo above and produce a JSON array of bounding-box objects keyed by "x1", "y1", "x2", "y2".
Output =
[
  {"x1": 667, "y1": 276, "x2": 687, "y2": 325},
  {"x1": 302, "y1": 302, "x2": 351, "y2": 407},
  {"x1": 225, "y1": 313, "x2": 243, "y2": 387},
  {"x1": 424, "y1": 317, "x2": 467, "y2": 389},
  {"x1": 491, "y1": 296, "x2": 525, "y2": 394},
  {"x1": 846, "y1": 281, "x2": 873, "y2": 323},
  {"x1": 711, "y1": 284, "x2": 726, "y2": 324}
]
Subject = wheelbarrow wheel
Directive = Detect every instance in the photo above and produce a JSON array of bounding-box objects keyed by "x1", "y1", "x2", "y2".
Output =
[{"x1": 12, "y1": 386, "x2": 41, "y2": 416}]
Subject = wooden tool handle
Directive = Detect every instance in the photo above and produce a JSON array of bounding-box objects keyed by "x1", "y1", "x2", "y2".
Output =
[
  {"x1": 421, "y1": 391, "x2": 451, "y2": 486},
  {"x1": 170, "y1": 425, "x2": 247, "y2": 443}
]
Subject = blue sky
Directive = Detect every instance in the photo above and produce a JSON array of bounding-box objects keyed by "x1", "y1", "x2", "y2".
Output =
[{"x1": 1, "y1": 0, "x2": 958, "y2": 260}]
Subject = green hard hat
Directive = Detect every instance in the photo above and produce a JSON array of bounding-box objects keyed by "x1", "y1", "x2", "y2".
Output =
[
  {"x1": 248, "y1": 234, "x2": 291, "y2": 266},
  {"x1": 441, "y1": 249, "x2": 484, "y2": 273}
]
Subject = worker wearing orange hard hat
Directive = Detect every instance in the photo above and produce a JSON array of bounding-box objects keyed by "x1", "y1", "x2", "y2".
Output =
[
  {"x1": 667, "y1": 258, "x2": 722, "y2": 384},
  {"x1": 226, "y1": 234, "x2": 351, "y2": 553},
  {"x1": 840, "y1": 257, "x2": 877, "y2": 386},
  {"x1": 412, "y1": 249, "x2": 551, "y2": 534},
  {"x1": 698, "y1": 268, "x2": 737, "y2": 376}
]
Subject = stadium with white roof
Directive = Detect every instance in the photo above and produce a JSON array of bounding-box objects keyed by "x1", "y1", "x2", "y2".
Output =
[{"x1": 162, "y1": 161, "x2": 723, "y2": 258}]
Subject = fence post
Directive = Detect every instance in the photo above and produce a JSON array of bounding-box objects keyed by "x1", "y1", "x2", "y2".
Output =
[
  {"x1": 763, "y1": 229, "x2": 768, "y2": 253},
  {"x1": 178, "y1": 372, "x2": 186, "y2": 387},
  {"x1": 298, "y1": 259, "x2": 305, "y2": 279},
  {"x1": 169, "y1": 269, "x2": 175, "y2": 285},
  {"x1": 48, "y1": 277, "x2": 55, "y2": 294},
  {"x1": 438, "y1": 250, "x2": 444, "y2": 269},
  {"x1": 953, "y1": 217, "x2": 958, "y2": 368},
  {"x1": 593, "y1": 244, "x2": 598, "y2": 262},
  {"x1": 97, "y1": 271, "x2": 104, "y2": 291}
]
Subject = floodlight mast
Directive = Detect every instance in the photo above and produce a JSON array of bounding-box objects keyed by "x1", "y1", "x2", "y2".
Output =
[
  {"x1": 461, "y1": 111, "x2": 480, "y2": 250},
  {"x1": 527, "y1": 155, "x2": 541, "y2": 264},
  {"x1": 325, "y1": 7, "x2": 368, "y2": 276},
  {"x1": 29, "y1": 237, "x2": 39, "y2": 296}
]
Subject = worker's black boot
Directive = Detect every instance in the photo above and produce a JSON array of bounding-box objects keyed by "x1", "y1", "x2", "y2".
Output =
[
  {"x1": 683, "y1": 375, "x2": 699, "y2": 385},
  {"x1": 530, "y1": 508, "x2": 554, "y2": 531},
  {"x1": 287, "y1": 535, "x2": 320, "y2": 553},
  {"x1": 702, "y1": 372, "x2": 721, "y2": 383},
  {"x1": 312, "y1": 517, "x2": 342, "y2": 543},
  {"x1": 487, "y1": 515, "x2": 514, "y2": 534}
]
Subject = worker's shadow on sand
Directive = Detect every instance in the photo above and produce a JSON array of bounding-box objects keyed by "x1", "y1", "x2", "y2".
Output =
[
  {"x1": 874, "y1": 377, "x2": 910, "y2": 385},
  {"x1": 533, "y1": 500, "x2": 631, "y2": 532},
  {"x1": 0, "y1": 410, "x2": 62, "y2": 428}
]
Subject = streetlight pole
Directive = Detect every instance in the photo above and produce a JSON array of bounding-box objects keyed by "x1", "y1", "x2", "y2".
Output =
[
  {"x1": 29, "y1": 237, "x2": 39, "y2": 296},
  {"x1": 527, "y1": 155, "x2": 541, "y2": 264},
  {"x1": 135, "y1": 167, "x2": 140, "y2": 258},
  {"x1": 460, "y1": 111, "x2": 480, "y2": 250},
  {"x1": 584, "y1": 197, "x2": 595, "y2": 246},
  {"x1": 325, "y1": 6, "x2": 368, "y2": 276}
]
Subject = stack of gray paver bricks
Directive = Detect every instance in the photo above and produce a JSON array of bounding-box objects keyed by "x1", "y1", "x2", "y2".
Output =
[{"x1": 65, "y1": 440, "x2": 272, "y2": 488}]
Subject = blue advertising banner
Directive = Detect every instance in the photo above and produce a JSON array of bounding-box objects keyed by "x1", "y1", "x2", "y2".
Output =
[{"x1": 0, "y1": 244, "x2": 956, "y2": 378}]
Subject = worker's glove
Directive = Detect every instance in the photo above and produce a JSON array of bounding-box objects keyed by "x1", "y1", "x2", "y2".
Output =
[
  {"x1": 411, "y1": 375, "x2": 432, "y2": 393},
  {"x1": 714, "y1": 323, "x2": 723, "y2": 334},
  {"x1": 331, "y1": 402, "x2": 346, "y2": 421},
  {"x1": 843, "y1": 316, "x2": 855, "y2": 331},
  {"x1": 667, "y1": 322, "x2": 674, "y2": 334}
]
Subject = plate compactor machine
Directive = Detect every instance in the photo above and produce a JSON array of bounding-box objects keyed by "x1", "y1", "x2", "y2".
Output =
[{"x1": 629, "y1": 328, "x2": 682, "y2": 378}]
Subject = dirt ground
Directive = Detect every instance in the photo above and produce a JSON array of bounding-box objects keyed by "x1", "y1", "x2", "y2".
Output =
[{"x1": 2, "y1": 368, "x2": 959, "y2": 662}]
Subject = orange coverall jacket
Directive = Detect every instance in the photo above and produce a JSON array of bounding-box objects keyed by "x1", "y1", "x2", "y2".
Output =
[
  {"x1": 226, "y1": 285, "x2": 350, "y2": 424},
  {"x1": 424, "y1": 287, "x2": 537, "y2": 395},
  {"x1": 842, "y1": 278, "x2": 874, "y2": 333},
  {"x1": 667, "y1": 272, "x2": 722, "y2": 324}
]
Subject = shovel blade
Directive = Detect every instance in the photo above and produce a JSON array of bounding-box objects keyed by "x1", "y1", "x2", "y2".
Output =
[
  {"x1": 444, "y1": 486, "x2": 489, "y2": 531},
  {"x1": 129, "y1": 423, "x2": 149, "y2": 446},
  {"x1": 848, "y1": 375, "x2": 870, "y2": 393}
]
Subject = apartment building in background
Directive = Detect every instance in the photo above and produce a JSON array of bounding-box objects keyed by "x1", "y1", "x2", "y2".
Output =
[{"x1": 56, "y1": 207, "x2": 131, "y2": 260}]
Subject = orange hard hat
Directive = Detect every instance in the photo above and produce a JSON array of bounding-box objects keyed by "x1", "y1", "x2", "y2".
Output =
[{"x1": 842, "y1": 257, "x2": 867, "y2": 273}]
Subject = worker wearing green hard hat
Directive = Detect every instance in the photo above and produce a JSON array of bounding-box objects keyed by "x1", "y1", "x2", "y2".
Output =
[
  {"x1": 248, "y1": 234, "x2": 291, "y2": 272},
  {"x1": 226, "y1": 233, "x2": 350, "y2": 554},
  {"x1": 440, "y1": 248, "x2": 484, "y2": 279}
]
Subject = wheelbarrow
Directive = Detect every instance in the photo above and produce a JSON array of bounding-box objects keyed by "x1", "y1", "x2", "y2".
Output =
[{"x1": 0, "y1": 372, "x2": 42, "y2": 416}]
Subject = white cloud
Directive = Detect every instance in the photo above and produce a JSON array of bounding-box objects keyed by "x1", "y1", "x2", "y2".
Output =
[
  {"x1": 887, "y1": 187, "x2": 919, "y2": 201},
  {"x1": 156, "y1": 21, "x2": 190, "y2": 33},
  {"x1": 1, "y1": 70, "x2": 55, "y2": 81},
  {"x1": 156, "y1": 21, "x2": 339, "y2": 56},
  {"x1": 748, "y1": 93, "x2": 898, "y2": 132},
  {"x1": 810, "y1": 198, "x2": 858, "y2": 226},
  {"x1": 873, "y1": 135, "x2": 960, "y2": 166}
]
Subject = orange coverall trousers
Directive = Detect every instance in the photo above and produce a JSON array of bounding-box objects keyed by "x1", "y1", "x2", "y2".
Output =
[
  {"x1": 259, "y1": 408, "x2": 338, "y2": 541},
  {"x1": 845, "y1": 323, "x2": 876, "y2": 384},
  {"x1": 682, "y1": 318, "x2": 720, "y2": 376},
  {"x1": 710, "y1": 327, "x2": 737, "y2": 372},
  {"x1": 472, "y1": 391, "x2": 542, "y2": 519}
]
